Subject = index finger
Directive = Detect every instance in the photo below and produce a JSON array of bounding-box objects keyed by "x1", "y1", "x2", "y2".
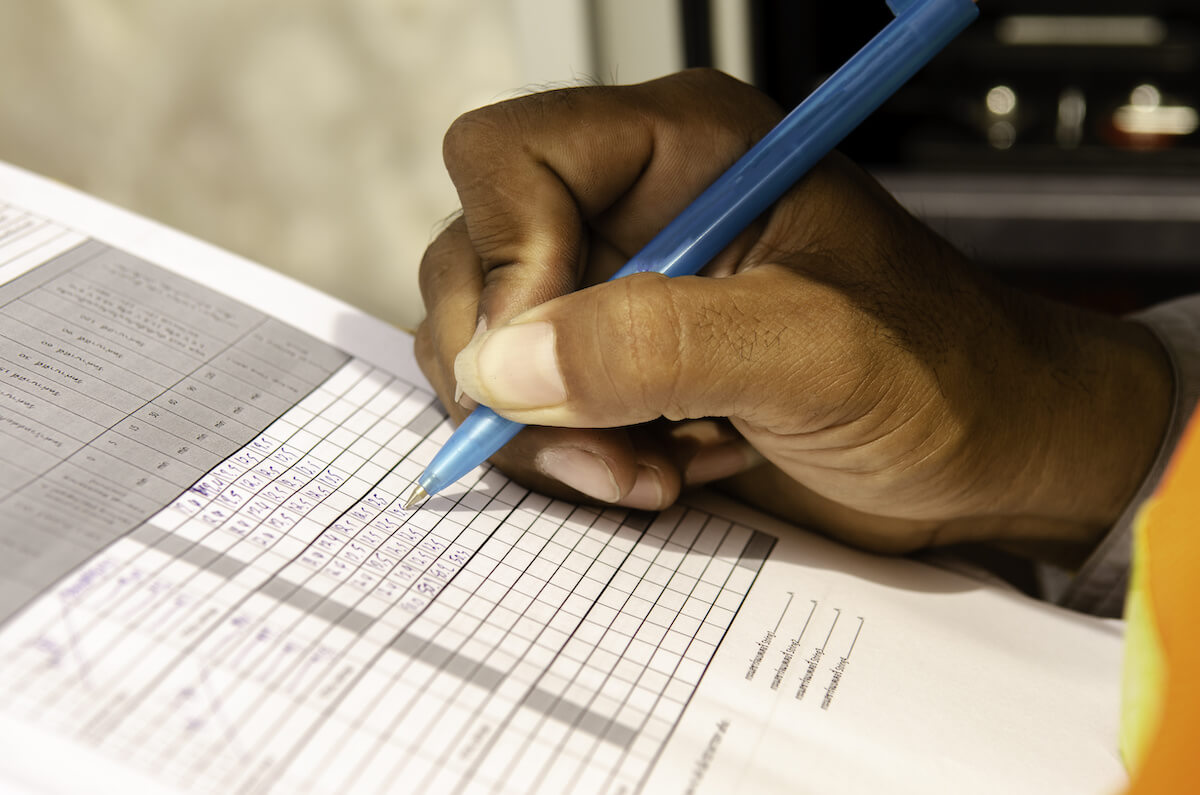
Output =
[{"x1": 440, "y1": 69, "x2": 782, "y2": 330}]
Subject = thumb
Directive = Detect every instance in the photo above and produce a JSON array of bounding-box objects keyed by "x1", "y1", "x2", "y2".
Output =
[{"x1": 453, "y1": 268, "x2": 826, "y2": 430}]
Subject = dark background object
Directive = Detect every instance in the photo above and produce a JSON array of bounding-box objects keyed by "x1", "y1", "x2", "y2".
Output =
[{"x1": 738, "y1": 0, "x2": 1200, "y2": 311}]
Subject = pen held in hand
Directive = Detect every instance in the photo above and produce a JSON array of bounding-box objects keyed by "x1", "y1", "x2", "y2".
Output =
[{"x1": 403, "y1": 0, "x2": 979, "y2": 510}]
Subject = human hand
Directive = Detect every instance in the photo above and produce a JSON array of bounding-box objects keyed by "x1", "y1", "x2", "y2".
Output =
[{"x1": 416, "y1": 69, "x2": 1170, "y2": 557}]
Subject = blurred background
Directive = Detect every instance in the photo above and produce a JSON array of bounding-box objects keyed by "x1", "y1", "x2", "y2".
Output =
[{"x1": 2, "y1": 0, "x2": 1198, "y2": 331}]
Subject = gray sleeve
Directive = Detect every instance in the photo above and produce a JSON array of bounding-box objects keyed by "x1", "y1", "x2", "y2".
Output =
[{"x1": 1057, "y1": 295, "x2": 1200, "y2": 617}]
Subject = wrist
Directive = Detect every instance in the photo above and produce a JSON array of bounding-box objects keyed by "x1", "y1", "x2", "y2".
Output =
[{"x1": 980, "y1": 295, "x2": 1172, "y2": 547}]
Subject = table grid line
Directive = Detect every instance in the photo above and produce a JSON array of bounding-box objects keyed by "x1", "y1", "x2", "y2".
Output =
[{"x1": 0, "y1": 229, "x2": 778, "y2": 795}]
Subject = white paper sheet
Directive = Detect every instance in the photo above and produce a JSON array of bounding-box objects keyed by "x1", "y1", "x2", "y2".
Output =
[{"x1": 0, "y1": 161, "x2": 1128, "y2": 794}]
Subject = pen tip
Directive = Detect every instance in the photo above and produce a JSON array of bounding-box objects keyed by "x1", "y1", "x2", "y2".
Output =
[{"x1": 403, "y1": 485, "x2": 429, "y2": 511}]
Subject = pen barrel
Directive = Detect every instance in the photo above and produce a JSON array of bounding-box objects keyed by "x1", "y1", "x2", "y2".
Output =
[
  {"x1": 612, "y1": 0, "x2": 978, "y2": 282},
  {"x1": 418, "y1": 406, "x2": 521, "y2": 496}
]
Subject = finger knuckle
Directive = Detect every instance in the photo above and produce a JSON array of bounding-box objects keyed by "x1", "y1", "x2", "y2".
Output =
[
  {"x1": 671, "y1": 67, "x2": 746, "y2": 96},
  {"x1": 604, "y1": 274, "x2": 687, "y2": 420},
  {"x1": 443, "y1": 90, "x2": 570, "y2": 174},
  {"x1": 442, "y1": 107, "x2": 504, "y2": 173},
  {"x1": 679, "y1": 68, "x2": 782, "y2": 139},
  {"x1": 417, "y1": 220, "x2": 470, "y2": 308}
]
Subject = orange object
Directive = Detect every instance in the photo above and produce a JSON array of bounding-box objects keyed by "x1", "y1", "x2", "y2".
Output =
[{"x1": 1123, "y1": 405, "x2": 1200, "y2": 793}]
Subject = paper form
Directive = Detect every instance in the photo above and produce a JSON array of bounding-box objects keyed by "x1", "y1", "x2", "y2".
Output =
[{"x1": 0, "y1": 161, "x2": 1128, "y2": 794}]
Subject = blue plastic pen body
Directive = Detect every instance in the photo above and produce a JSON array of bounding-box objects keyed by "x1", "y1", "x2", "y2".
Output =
[
  {"x1": 415, "y1": 406, "x2": 520, "y2": 501},
  {"x1": 409, "y1": 0, "x2": 977, "y2": 503}
]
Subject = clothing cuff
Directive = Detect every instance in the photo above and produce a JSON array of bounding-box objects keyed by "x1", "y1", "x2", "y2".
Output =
[{"x1": 1057, "y1": 295, "x2": 1200, "y2": 617}]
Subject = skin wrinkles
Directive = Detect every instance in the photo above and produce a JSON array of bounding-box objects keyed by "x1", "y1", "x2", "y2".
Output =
[
  {"x1": 624, "y1": 275, "x2": 687, "y2": 422},
  {"x1": 767, "y1": 379, "x2": 933, "y2": 473},
  {"x1": 684, "y1": 302, "x2": 728, "y2": 414},
  {"x1": 588, "y1": 289, "x2": 632, "y2": 423},
  {"x1": 417, "y1": 69, "x2": 1172, "y2": 559}
]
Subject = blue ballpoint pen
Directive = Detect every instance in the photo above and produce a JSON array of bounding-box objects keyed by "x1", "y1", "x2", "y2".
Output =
[{"x1": 404, "y1": 0, "x2": 978, "y2": 509}]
